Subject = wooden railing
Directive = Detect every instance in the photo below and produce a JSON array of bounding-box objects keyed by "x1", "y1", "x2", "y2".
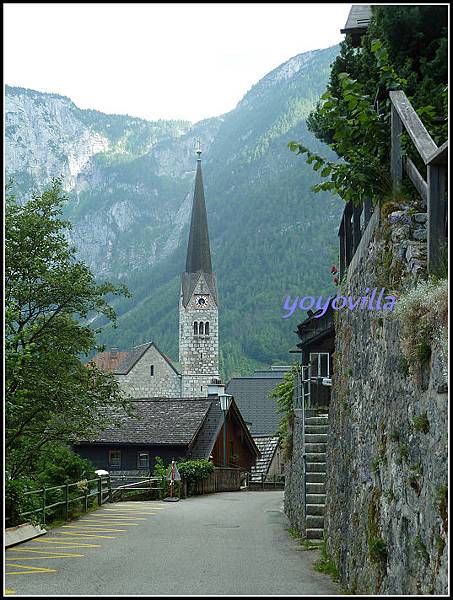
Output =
[
  {"x1": 390, "y1": 89, "x2": 448, "y2": 273},
  {"x1": 17, "y1": 476, "x2": 112, "y2": 525},
  {"x1": 338, "y1": 197, "x2": 374, "y2": 279},
  {"x1": 338, "y1": 90, "x2": 447, "y2": 278}
]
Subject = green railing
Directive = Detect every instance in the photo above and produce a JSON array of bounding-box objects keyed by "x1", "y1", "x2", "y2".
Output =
[{"x1": 19, "y1": 476, "x2": 112, "y2": 525}]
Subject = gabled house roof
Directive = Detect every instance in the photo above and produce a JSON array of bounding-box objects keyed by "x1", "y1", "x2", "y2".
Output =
[
  {"x1": 75, "y1": 398, "x2": 213, "y2": 446},
  {"x1": 74, "y1": 397, "x2": 260, "y2": 462},
  {"x1": 89, "y1": 341, "x2": 180, "y2": 376},
  {"x1": 89, "y1": 350, "x2": 129, "y2": 372},
  {"x1": 250, "y1": 435, "x2": 280, "y2": 481}
]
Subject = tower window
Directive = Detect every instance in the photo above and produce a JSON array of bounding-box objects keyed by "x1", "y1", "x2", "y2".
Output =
[
  {"x1": 205, "y1": 322, "x2": 209, "y2": 335},
  {"x1": 194, "y1": 322, "x2": 198, "y2": 335},
  {"x1": 150, "y1": 365, "x2": 154, "y2": 376},
  {"x1": 199, "y1": 322, "x2": 204, "y2": 335}
]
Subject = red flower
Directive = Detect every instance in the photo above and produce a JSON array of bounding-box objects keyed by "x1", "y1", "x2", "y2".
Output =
[
  {"x1": 333, "y1": 276, "x2": 339, "y2": 285},
  {"x1": 331, "y1": 265, "x2": 337, "y2": 274}
]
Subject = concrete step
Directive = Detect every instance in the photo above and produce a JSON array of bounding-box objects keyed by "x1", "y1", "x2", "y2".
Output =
[
  {"x1": 305, "y1": 433, "x2": 328, "y2": 443},
  {"x1": 305, "y1": 425, "x2": 329, "y2": 434},
  {"x1": 306, "y1": 503, "x2": 325, "y2": 516},
  {"x1": 306, "y1": 528, "x2": 324, "y2": 540},
  {"x1": 306, "y1": 482, "x2": 325, "y2": 494},
  {"x1": 306, "y1": 472, "x2": 326, "y2": 483},
  {"x1": 305, "y1": 417, "x2": 329, "y2": 426},
  {"x1": 305, "y1": 452, "x2": 326, "y2": 463},
  {"x1": 306, "y1": 493, "x2": 326, "y2": 504},
  {"x1": 305, "y1": 443, "x2": 326, "y2": 453},
  {"x1": 306, "y1": 462, "x2": 326, "y2": 473},
  {"x1": 306, "y1": 514, "x2": 325, "y2": 528}
]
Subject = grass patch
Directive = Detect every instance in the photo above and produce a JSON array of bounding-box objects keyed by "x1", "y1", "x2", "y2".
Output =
[
  {"x1": 313, "y1": 540, "x2": 340, "y2": 581},
  {"x1": 413, "y1": 412, "x2": 430, "y2": 433}
]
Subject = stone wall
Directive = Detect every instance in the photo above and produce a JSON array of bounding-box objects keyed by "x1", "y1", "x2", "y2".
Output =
[
  {"x1": 324, "y1": 207, "x2": 448, "y2": 594},
  {"x1": 284, "y1": 202, "x2": 448, "y2": 594},
  {"x1": 118, "y1": 344, "x2": 182, "y2": 398},
  {"x1": 283, "y1": 410, "x2": 306, "y2": 533}
]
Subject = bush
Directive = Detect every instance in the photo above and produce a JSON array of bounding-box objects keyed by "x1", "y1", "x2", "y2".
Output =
[
  {"x1": 5, "y1": 477, "x2": 42, "y2": 527},
  {"x1": 393, "y1": 278, "x2": 448, "y2": 378},
  {"x1": 177, "y1": 459, "x2": 214, "y2": 485}
]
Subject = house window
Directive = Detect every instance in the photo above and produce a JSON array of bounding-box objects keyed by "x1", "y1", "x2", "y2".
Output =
[
  {"x1": 137, "y1": 451, "x2": 149, "y2": 469},
  {"x1": 109, "y1": 450, "x2": 121, "y2": 469},
  {"x1": 199, "y1": 322, "x2": 204, "y2": 335},
  {"x1": 205, "y1": 322, "x2": 209, "y2": 335},
  {"x1": 150, "y1": 365, "x2": 154, "y2": 376},
  {"x1": 194, "y1": 322, "x2": 198, "y2": 335}
]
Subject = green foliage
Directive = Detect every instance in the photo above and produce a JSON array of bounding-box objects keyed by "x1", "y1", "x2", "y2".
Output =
[
  {"x1": 437, "y1": 484, "x2": 448, "y2": 530},
  {"x1": 413, "y1": 413, "x2": 430, "y2": 434},
  {"x1": 414, "y1": 534, "x2": 429, "y2": 563},
  {"x1": 398, "y1": 444, "x2": 409, "y2": 462},
  {"x1": 153, "y1": 456, "x2": 167, "y2": 499},
  {"x1": 5, "y1": 476, "x2": 41, "y2": 527},
  {"x1": 369, "y1": 536, "x2": 388, "y2": 565},
  {"x1": 389, "y1": 430, "x2": 400, "y2": 442},
  {"x1": 393, "y1": 278, "x2": 448, "y2": 380},
  {"x1": 35, "y1": 444, "x2": 96, "y2": 488},
  {"x1": 5, "y1": 180, "x2": 133, "y2": 479},
  {"x1": 289, "y1": 6, "x2": 447, "y2": 207},
  {"x1": 176, "y1": 459, "x2": 214, "y2": 483},
  {"x1": 313, "y1": 540, "x2": 340, "y2": 581},
  {"x1": 270, "y1": 366, "x2": 298, "y2": 458}
]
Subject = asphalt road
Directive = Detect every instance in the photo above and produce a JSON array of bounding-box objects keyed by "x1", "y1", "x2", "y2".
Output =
[{"x1": 5, "y1": 492, "x2": 339, "y2": 596}]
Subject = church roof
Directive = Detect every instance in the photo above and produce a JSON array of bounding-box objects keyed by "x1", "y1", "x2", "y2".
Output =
[
  {"x1": 185, "y1": 157, "x2": 213, "y2": 274},
  {"x1": 114, "y1": 341, "x2": 180, "y2": 375},
  {"x1": 181, "y1": 271, "x2": 218, "y2": 308},
  {"x1": 89, "y1": 350, "x2": 129, "y2": 372}
]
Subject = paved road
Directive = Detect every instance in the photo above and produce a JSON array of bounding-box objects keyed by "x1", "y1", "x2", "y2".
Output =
[{"x1": 5, "y1": 491, "x2": 339, "y2": 595}]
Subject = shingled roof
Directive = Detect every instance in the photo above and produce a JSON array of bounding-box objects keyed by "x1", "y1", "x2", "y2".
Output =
[
  {"x1": 186, "y1": 157, "x2": 212, "y2": 274},
  {"x1": 250, "y1": 435, "x2": 280, "y2": 481},
  {"x1": 89, "y1": 350, "x2": 129, "y2": 372},
  {"x1": 76, "y1": 398, "x2": 212, "y2": 446}
]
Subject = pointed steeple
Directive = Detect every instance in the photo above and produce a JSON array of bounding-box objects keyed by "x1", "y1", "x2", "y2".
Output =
[{"x1": 185, "y1": 143, "x2": 212, "y2": 274}]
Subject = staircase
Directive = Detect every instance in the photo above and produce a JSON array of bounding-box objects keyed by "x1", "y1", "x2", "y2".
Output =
[{"x1": 304, "y1": 411, "x2": 329, "y2": 541}]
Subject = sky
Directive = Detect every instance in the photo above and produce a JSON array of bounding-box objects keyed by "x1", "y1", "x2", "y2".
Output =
[{"x1": 4, "y1": 3, "x2": 352, "y2": 123}]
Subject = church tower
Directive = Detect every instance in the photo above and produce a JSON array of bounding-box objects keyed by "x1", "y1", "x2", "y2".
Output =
[{"x1": 179, "y1": 144, "x2": 219, "y2": 397}]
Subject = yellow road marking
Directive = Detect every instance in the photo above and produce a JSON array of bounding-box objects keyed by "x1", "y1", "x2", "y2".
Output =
[
  {"x1": 5, "y1": 589, "x2": 16, "y2": 594},
  {"x1": 6, "y1": 563, "x2": 57, "y2": 574},
  {"x1": 31, "y1": 540, "x2": 101, "y2": 547},
  {"x1": 7, "y1": 549, "x2": 84, "y2": 557},
  {"x1": 60, "y1": 525, "x2": 127, "y2": 533},
  {"x1": 6, "y1": 555, "x2": 83, "y2": 560},
  {"x1": 78, "y1": 520, "x2": 139, "y2": 525},
  {"x1": 102, "y1": 510, "x2": 159, "y2": 515},
  {"x1": 82, "y1": 514, "x2": 146, "y2": 523},
  {"x1": 55, "y1": 532, "x2": 116, "y2": 539},
  {"x1": 107, "y1": 506, "x2": 165, "y2": 510}
]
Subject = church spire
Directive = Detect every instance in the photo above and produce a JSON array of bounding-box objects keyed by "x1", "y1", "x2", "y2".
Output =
[{"x1": 185, "y1": 142, "x2": 212, "y2": 274}]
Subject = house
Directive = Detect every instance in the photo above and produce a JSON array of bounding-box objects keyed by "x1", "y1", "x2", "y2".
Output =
[
  {"x1": 249, "y1": 435, "x2": 284, "y2": 483},
  {"x1": 294, "y1": 306, "x2": 335, "y2": 410},
  {"x1": 340, "y1": 5, "x2": 372, "y2": 47},
  {"x1": 73, "y1": 392, "x2": 260, "y2": 475},
  {"x1": 226, "y1": 365, "x2": 292, "y2": 482}
]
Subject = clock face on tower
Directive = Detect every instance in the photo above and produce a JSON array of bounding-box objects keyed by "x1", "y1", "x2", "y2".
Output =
[{"x1": 195, "y1": 296, "x2": 208, "y2": 307}]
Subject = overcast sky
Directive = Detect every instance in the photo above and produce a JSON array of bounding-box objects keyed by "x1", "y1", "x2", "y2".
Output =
[{"x1": 4, "y1": 3, "x2": 352, "y2": 123}]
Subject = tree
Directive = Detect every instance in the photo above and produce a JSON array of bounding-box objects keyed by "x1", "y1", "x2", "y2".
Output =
[
  {"x1": 5, "y1": 179, "x2": 134, "y2": 478},
  {"x1": 289, "y1": 5, "x2": 448, "y2": 206}
]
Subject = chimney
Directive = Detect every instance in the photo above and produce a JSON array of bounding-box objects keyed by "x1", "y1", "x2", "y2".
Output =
[
  {"x1": 110, "y1": 347, "x2": 118, "y2": 358},
  {"x1": 208, "y1": 378, "x2": 225, "y2": 397}
]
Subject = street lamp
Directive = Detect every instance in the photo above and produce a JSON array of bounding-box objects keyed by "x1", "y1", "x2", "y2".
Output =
[{"x1": 219, "y1": 394, "x2": 232, "y2": 467}]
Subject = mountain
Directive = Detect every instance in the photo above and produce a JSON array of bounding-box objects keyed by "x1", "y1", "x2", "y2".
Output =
[{"x1": 5, "y1": 45, "x2": 344, "y2": 379}]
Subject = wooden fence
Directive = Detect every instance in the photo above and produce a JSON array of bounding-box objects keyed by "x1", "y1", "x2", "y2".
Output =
[
  {"x1": 185, "y1": 467, "x2": 244, "y2": 496},
  {"x1": 339, "y1": 89, "x2": 448, "y2": 279}
]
